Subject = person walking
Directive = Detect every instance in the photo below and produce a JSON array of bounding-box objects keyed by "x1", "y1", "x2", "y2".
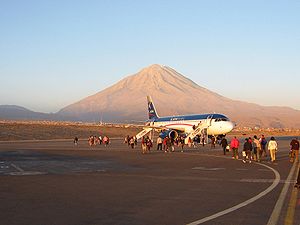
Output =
[
  {"x1": 295, "y1": 167, "x2": 300, "y2": 188},
  {"x1": 141, "y1": 136, "x2": 147, "y2": 154},
  {"x1": 146, "y1": 136, "x2": 153, "y2": 153},
  {"x1": 74, "y1": 136, "x2": 79, "y2": 146},
  {"x1": 166, "y1": 137, "x2": 172, "y2": 153},
  {"x1": 230, "y1": 136, "x2": 240, "y2": 159},
  {"x1": 220, "y1": 137, "x2": 228, "y2": 155},
  {"x1": 163, "y1": 137, "x2": 168, "y2": 152},
  {"x1": 290, "y1": 137, "x2": 299, "y2": 163},
  {"x1": 242, "y1": 138, "x2": 252, "y2": 163},
  {"x1": 268, "y1": 136, "x2": 278, "y2": 163},
  {"x1": 157, "y1": 137, "x2": 163, "y2": 151},
  {"x1": 88, "y1": 135, "x2": 94, "y2": 146},
  {"x1": 134, "y1": 136, "x2": 138, "y2": 147},
  {"x1": 99, "y1": 135, "x2": 102, "y2": 145},
  {"x1": 201, "y1": 135, "x2": 206, "y2": 146},
  {"x1": 180, "y1": 136, "x2": 185, "y2": 152},
  {"x1": 253, "y1": 135, "x2": 261, "y2": 161},
  {"x1": 126, "y1": 135, "x2": 131, "y2": 147},
  {"x1": 211, "y1": 136, "x2": 216, "y2": 148},
  {"x1": 103, "y1": 136, "x2": 109, "y2": 147},
  {"x1": 188, "y1": 137, "x2": 192, "y2": 148},
  {"x1": 260, "y1": 135, "x2": 268, "y2": 158},
  {"x1": 129, "y1": 137, "x2": 135, "y2": 149}
]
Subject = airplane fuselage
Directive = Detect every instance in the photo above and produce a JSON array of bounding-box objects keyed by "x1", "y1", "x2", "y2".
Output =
[{"x1": 150, "y1": 113, "x2": 234, "y2": 136}]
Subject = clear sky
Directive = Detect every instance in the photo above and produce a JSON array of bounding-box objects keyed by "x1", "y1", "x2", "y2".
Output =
[{"x1": 0, "y1": 0, "x2": 299, "y2": 113}]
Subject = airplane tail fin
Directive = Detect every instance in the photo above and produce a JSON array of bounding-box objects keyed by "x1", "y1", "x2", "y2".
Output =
[{"x1": 147, "y1": 96, "x2": 159, "y2": 120}]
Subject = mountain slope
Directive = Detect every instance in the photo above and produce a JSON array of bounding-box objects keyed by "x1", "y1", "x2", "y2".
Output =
[
  {"x1": 0, "y1": 105, "x2": 51, "y2": 120},
  {"x1": 0, "y1": 105, "x2": 70, "y2": 121},
  {"x1": 58, "y1": 64, "x2": 300, "y2": 128}
]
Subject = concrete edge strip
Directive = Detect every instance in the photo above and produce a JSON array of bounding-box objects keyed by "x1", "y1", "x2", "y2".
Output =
[
  {"x1": 186, "y1": 162, "x2": 280, "y2": 225},
  {"x1": 284, "y1": 184, "x2": 298, "y2": 225},
  {"x1": 284, "y1": 163, "x2": 299, "y2": 225},
  {"x1": 266, "y1": 162, "x2": 297, "y2": 225}
]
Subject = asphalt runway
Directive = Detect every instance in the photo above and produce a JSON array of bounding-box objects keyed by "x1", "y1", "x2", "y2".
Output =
[{"x1": 0, "y1": 138, "x2": 299, "y2": 225}]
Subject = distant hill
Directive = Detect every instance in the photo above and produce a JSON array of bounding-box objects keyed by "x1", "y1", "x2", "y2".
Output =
[
  {"x1": 0, "y1": 105, "x2": 50, "y2": 120},
  {"x1": 0, "y1": 105, "x2": 66, "y2": 121},
  {"x1": 58, "y1": 64, "x2": 300, "y2": 128}
]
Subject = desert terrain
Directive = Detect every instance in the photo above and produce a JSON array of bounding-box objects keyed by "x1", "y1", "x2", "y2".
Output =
[
  {"x1": 0, "y1": 120, "x2": 299, "y2": 141},
  {"x1": 0, "y1": 120, "x2": 140, "y2": 141}
]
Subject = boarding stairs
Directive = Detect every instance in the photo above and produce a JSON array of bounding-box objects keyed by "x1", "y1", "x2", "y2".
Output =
[
  {"x1": 136, "y1": 128, "x2": 153, "y2": 140},
  {"x1": 184, "y1": 119, "x2": 212, "y2": 144}
]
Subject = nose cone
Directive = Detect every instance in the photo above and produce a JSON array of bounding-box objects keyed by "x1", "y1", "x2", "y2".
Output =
[{"x1": 227, "y1": 121, "x2": 234, "y2": 133}]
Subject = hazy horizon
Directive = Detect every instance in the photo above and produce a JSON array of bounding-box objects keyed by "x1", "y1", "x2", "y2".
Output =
[{"x1": 1, "y1": 1, "x2": 299, "y2": 112}]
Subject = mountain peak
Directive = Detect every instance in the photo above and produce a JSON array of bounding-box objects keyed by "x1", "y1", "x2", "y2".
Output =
[
  {"x1": 139, "y1": 64, "x2": 174, "y2": 74},
  {"x1": 129, "y1": 64, "x2": 200, "y2": 91},
  {"x1": 138, "y1": 64, "x2": 173, "y2": 78},
  {"x1": 141, "y1": 64, "x2": 164, "y2": 71}
]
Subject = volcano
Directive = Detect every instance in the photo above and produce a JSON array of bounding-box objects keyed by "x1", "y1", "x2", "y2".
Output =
[{"x1": 58, "y1": 64, "x2": 300, "y2": 128}]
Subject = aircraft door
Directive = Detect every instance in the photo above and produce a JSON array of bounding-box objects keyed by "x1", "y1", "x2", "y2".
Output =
[
  {"x1": 206, "y1": 115, "x2": 213, "y2": 126},
  {"x1": 201, "y1": 128, "x2": 208, "y2": 145}
]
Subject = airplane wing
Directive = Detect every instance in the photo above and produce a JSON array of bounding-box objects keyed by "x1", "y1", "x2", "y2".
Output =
[
  {"x1": 135, "y1": 125, "x2": 186, "y2": 140},
  {"x1": 143, "y1": 125, "x2": 186, "y2": 132}
]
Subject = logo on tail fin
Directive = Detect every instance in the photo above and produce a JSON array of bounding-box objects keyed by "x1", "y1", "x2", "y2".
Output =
[{"x1": 147, "y1": 96, "x2": 159, "y2": 120}]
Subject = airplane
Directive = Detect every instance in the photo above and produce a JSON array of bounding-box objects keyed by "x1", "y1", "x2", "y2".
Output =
[{"x1": 136, "y1": 96, "x2": 234, "y2": 143}]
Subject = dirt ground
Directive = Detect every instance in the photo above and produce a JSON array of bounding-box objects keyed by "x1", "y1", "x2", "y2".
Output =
[
  {"x1": 0, "y1": 121, "x2": 140, "y2": 141},
  {"x1": 0, "y1": 120, "x2": 299, "y2": 141}
]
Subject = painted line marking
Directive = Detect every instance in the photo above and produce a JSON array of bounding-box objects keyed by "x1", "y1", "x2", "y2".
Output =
[
  {"x1": 236, "y1": 168, "x2": 248, "y2": 171},
  {"x1": 8, "y1": 171, "x2": 47, "y2": 176},
  {"x1": 258, "y1": 169, "x2": 271, "y2": 172},
  {"x1": 0, "y1": 166, "x2": 9, "y2": 169},
  {"x1": 10, "y1": 163, "x2": 24, "y2": 172},
  {"x1": 284, "y1": 186, "x2": 298, "y2": 225},
  {"x1": 284, "y1": 163, "x2": 299, "y2": 225},
  {"x1": 266, "y1": 162, "x2": 298, "y2": 225},
  {"x1": 186, "y1": 162, "x2": 280, "y2": 225},
  {"x1": 240, "y1": 179, "x2": 296, "y2": 184},
  {"x1": 192, "y1": 167, "x2": 225, "y2": 171}
]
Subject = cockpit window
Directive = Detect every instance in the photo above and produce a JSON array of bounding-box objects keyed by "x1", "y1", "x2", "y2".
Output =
[{"x1": 215, "y1": 118, "x2": 229, "y2": 122}]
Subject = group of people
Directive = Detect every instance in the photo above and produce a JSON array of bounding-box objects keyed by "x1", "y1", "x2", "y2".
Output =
[
  {"x1": 238, "y1": 135, "x2": 299, "y2": 189},
  {"x1": 228, "y1": 135, "x2": 271, "y2": 163},
  {"x1": 227, "y1": 135, "x2": 300, "y2": 164},
  {"x1": 136, "y1": 135, "x2": 189, "y2": 154},
  {"x1": 73, "y1": 135, "x2": 110, "y2": 147},
  {"x1": 125, "y1": 135, "x2": 199, "y2": 154},
  {"x1": 157, "y1": 135, "x2": 205, "y2": 153},
  {"x1": 141, "y1": 136, "x2": 153, "y2": 154},
  {"x1": 138, "y1": 134, "x2": 221, "y2": 153},
  {"x1": 84, "y1": 135, "x2": 110, "y2": 147},
  {"x1": 124, "y1": 135, "x2": 138, "y2": 149},
  {"x1": 225, "y1": 135, "x2": 270, "y2": 163},
  {"x1": 122, "y1": 134, "x2": 300, "y2": 165}
]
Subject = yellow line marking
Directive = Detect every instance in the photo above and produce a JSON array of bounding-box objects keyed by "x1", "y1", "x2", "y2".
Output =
[
  {"x1": 284, "y1": 163, "x2": 299, "y2": 225},
  {"x1": 284, "y1": 187, "x2": 298, "y2": 225},
  {"x1": 267, "y1": 162, "x2": 297, "y2": 225}
]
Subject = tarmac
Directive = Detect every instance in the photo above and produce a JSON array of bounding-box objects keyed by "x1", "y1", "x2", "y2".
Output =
[{"x1": 0, "y1": 138, "x2": 299, "y2": 225}]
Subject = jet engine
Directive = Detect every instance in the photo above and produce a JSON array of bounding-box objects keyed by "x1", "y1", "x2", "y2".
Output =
[{"x1": 159, "y1": 129, "x2": 178, "y2": 140}]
